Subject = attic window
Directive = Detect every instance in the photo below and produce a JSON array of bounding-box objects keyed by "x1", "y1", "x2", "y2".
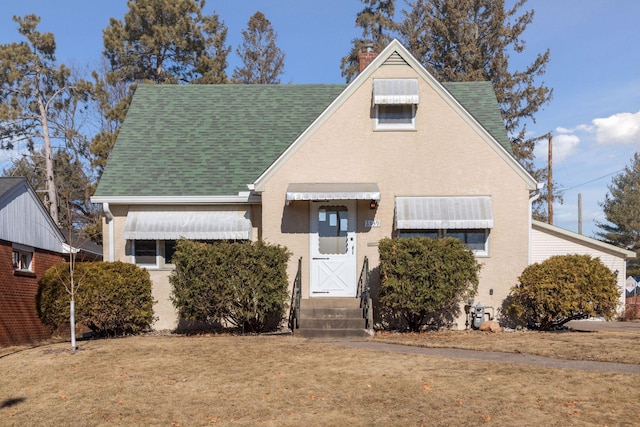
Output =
[{"x1": 373, "y1": 79, "x2": 418, "y2": 130}]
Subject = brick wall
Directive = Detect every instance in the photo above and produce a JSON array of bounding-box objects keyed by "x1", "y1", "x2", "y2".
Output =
[{"x1": 0, "y1": 240, "x2": 65, "y2": 347}]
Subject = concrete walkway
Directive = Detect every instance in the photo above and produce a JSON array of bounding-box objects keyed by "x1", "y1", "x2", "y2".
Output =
[
  {"x1": 566, "y1": 319, "x2": 640, "y2": 332},
  {"x1": 319, "y1": 320, "x2": 640, "y2": 375},
  {"x1": 329, "y1": 339, "x2": 640, "y2": 376}
]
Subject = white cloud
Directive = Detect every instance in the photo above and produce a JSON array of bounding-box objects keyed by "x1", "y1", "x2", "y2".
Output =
[
  {"x1": 534, "y1": 133, "x2": 580, "y2": 162},
  {"x1": 555, "y1": 126, "x2": 573, "y2": 134},
  {"x1": 592, "y1": 111, "x2": 640, "y2": 145}
]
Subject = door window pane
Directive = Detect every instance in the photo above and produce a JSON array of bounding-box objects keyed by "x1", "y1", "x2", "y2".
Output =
[{"x1": 318, "y1": 206, "x2": 348, "y2": 254}]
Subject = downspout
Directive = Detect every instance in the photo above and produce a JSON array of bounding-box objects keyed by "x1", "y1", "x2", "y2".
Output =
[
  {"x1": 528, "y1": 183, "x2": 544, "y2": 265},
  {"x1": 103, "y1": 202, "x2": 115, "y2": 262}
]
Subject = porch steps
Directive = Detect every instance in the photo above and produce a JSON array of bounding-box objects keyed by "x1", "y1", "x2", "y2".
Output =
[{"x1": 295, "y1": 298, "x2": 373, "y2": 339}]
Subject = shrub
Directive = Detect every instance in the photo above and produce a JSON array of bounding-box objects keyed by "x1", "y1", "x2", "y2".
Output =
[
  {"x1": 170, "y1": 240, "x2": 291, "y2": 333},
  {"x1": 37, "y1": 261, "x2": 155, "y2": 337},
  {"x1": 506, "y1": 254, "x2": 619, "y2": 330},
  {"x1": 378, "y1": 237, "x2": 481, "y2": 331}
]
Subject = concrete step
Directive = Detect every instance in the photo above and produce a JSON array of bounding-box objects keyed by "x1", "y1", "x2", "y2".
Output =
[
  {"x1": 300, "y1": 298, "x2": 362, "y2": 309},
  {"x1": 295, "y1": 297, "x2": 370, "y2": 339},
  {"x1": 299, "y1": 307, "x2": 363, "y2": 319},
  {"x1": 300, "y1": 317, "x2": 366, "y2": 329},
  {"x1": 295, "y1": 328, "x2": 373, "y2": 340}
]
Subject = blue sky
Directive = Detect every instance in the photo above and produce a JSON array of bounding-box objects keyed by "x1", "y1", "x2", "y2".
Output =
[{"x1": 1, "y1": 1, "x2": 639, "y2": 239}]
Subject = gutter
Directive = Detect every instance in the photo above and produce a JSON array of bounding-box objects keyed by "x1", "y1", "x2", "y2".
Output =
[
  {"x1": 103, "y1": 202, "x2": 115, "y2": 262},
  {"x1": 91, "y1": 193, "x2": 260, "y2": 205}
]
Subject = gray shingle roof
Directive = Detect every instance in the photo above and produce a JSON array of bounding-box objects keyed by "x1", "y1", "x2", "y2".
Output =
[
  {"x1": 94, "y1": 85, "x2": 346, "y2": 198},
  {"x1": 95, "y1": 82, "x2": 511, "y2": 198}
]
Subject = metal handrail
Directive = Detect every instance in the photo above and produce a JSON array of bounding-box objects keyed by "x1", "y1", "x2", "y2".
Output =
[
  {"x1": 358, "y1": 256, "x2": 371, "y2": 329},
  {"x1": 289, "y1": 257, "x2": 302, "y2": 331}
]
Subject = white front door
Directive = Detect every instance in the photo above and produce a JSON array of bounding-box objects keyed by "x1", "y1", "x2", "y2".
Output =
[{"x1": 310, "y1": 201, "x2": 357, "y2": 297}]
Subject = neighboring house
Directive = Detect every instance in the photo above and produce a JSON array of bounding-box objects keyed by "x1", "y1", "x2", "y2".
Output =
[
  {"x1": 92, "y1": 40, "x2": 632, "y2": 331},
  {"x1": 531, "y1": 220, "x2": 635, "y2": 312},
  {"x1": 61, "y1": 229, "x2": 103, "y2": 262},
  {"x1": 0, "y1": 177, "x2": 66, "y2": 346}
]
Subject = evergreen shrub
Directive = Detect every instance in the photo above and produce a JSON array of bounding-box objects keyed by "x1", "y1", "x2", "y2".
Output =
[
  {"x1": 37, "y1": 261, "x2": 155, "y2": 336},
  {"x1": 378, "y1": 237, "x2": 481, "y2": 331},
  {"x1": 506, "y1": 254, "x2": 620, "y2": 330},
  {"x1": 170, "y1": 240, "x2": 291, "y2": 332}
]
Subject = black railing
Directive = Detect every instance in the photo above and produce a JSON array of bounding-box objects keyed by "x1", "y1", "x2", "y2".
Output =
[
  {"x1": 358, "y1": 256, "x2": 372, "y2": 329},
  {"x1": 289, "y1": 257, "x2": 303, "y2": 331}
]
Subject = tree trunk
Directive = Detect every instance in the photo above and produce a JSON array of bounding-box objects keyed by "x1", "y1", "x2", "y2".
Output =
[{"x1": 37, "y1": 94, "x2": 59, "y2": 224}]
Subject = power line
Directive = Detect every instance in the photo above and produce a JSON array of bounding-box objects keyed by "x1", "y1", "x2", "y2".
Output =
[{"x1": 556, "y1": 168, "x2": 625, "y2": 193}]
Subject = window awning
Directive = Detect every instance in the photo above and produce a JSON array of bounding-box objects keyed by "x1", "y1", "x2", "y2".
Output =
[
  {"x1": 395, "y1": 196, "x2": 494, "y2": 229},
  {"x1": 124, "y1": 208, "x2": 252, "y2": 240},
  {"x1": 373, "y1": 79, "x2": 419, "y2": 104},
  {"x1": 286, "y1": 183, "x2": 380, "y2": 203}
]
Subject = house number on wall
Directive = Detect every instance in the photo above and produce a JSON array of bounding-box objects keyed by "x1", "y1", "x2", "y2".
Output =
[{"x1": 364, "y1": 220, "x2": 381, "y2": 228}]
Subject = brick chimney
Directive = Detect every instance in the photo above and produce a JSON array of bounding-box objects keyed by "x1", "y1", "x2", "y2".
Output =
[{"x1": 358, "y1": 43, "x2": 378, "y2": 73}]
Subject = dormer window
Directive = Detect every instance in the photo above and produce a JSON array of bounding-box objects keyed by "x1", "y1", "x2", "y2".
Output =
[{"x1": 373, "y1": 78, "x2": 419, "y2": 131}]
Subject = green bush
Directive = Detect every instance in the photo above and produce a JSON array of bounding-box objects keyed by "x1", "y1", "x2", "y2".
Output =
[
  {"x1": 37, "y1": 261, "x2": 155, "y2": 337},
  {"x1": 378, "y1": 237, "x2": 481, "y2": 331},
  {"x1": 506, "y1": 254, "x2": 619, "y2": 330},
  {"x1": 170, "y1": 240, "x2": 291, "y2": 333}
]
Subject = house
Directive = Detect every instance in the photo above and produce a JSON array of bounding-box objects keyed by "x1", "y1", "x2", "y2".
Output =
[
  {"x1": 91, "y1": 40, "x2": 633, "y2": 332},
  {"x1": 0, "y1": 177, "x2": 67, "y2": 346},
  {"x1": 531, "y1": 220, "x2": 635, "y2": 313}
]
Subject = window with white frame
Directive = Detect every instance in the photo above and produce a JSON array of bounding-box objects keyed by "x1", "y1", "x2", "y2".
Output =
[
  {"x1": 12, "y1": 245, "x2": 34, "y2": 272},
  {"x1": 373, "y1": 78, "x2": 419, "y2": 131},
  {"x1": 131, "y1": 240, "x2": 177, "y2": 268},
  {"x1": 375, "y1": 104, "x2": 416, "y2": 130},
  {"x1": 398, "y1": 229, "x2": 490, "y2": 256}
]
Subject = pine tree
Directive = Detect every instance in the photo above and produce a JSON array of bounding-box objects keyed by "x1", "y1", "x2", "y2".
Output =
[
  {"x1": 0, "y1": 14, "x2": 80, "y2": 224},
  {"x1": 341, "y1": 0, "x2": 398, "y2": 83},
  {"x1": 399, "y1": 0, "x2": 552, "y2": 172},
  {"x1": 102, "y1": 0, "x2": 230, "y2": 84},
  {"x1": 596, "y1": 153, "x2": 640, "y2": 250},
  {"x1": 232, "y1": 11, "x2": 285, "y2": 84}
]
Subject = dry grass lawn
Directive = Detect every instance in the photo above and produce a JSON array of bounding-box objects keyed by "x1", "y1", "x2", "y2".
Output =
[{"x1": 0, "y1": 333, "x2": 638, "y2": 426}]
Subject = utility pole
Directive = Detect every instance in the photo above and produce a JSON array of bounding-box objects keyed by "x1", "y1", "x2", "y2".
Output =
[
  {"x1": 578, "y1": 193, "x2": 583, "y2": 235},
  {"x1": 548, "y1": 133, "x2": 553, "y2": 225}
]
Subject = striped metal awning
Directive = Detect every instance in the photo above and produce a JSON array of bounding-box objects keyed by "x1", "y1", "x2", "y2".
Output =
[
  {"x1": 373, "y1": 79, "x2": 419, "y2": 104},
  {"x1": 395, "y1": 196, "x2": 494, "y2": 229},
  {"x1": 124, "y1": 208, "x2": 252, "y2": 240},
  {"x1": 286, "y1": 183, "x2": 380, "y2": 203}
]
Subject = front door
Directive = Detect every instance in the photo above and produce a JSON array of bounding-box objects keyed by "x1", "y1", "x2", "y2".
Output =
[{"x1": 310, "y1": 201, "x2": 357, "y2": 297}]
